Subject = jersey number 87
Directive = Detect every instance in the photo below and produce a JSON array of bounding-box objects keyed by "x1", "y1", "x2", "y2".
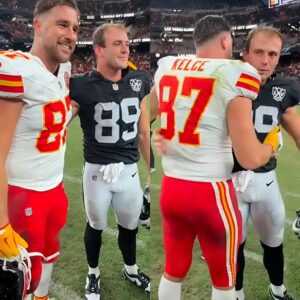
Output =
[{"x1": 159, "y1": 75, "x2": 214, "y2": 146}]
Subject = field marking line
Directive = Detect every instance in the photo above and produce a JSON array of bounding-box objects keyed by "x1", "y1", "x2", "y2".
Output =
[
  {"x1": 285, "y1": 191, "x2": 300, "y2": 199},
  {"x1": 244, "y1": 250, "x2": 263, "y2": 264},
  {"x1": 51, "y1": 281, "x2": 82, "y2": 300},
  {"x1": 64, "y1": 174, "x2": 82, "y2": 183}
]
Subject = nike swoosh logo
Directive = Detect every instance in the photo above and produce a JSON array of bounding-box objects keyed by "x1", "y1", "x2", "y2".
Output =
[
  {"x1": 131, "y1": 171, "x2": 137, "y2": 178},
  {"x1": 266, "y1": 180, "x2": 274, "y2": 187},
  {"x1": 4, "y1": 237, "x2": 9, "y2": 247}
]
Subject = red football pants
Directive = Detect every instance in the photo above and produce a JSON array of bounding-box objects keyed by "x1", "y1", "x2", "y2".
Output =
[
  {"x1": 8, "y1": 182, "x2": 68, "y2": 293},
  {"x1": 160, "y1": 175, "x2": 241, "y2": 287}
]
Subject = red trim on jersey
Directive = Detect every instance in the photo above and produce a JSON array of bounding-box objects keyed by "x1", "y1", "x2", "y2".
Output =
[
  {"x1": 0, "y1": 74, "x2": 24, "y2": 93},
  {"x1": 236, "y1": 80, "x2": 259, "y2": 94},
  {"x1": 238, "y1": 73, "x2": 260, "y2": 85},
  {"x1": 0, "y1": 74, "x2": 23, "y2": 82},
  {"x1": 236, "y1": 73, "x2": 260, "y2": 94},
  {"x1": 0, "y1": 85, "x2": 24, "y2": 93}
]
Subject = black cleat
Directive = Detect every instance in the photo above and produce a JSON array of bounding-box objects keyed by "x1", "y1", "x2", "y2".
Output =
[
  {"x1": 123, "y1": 268, "x2": 150, "y2": 293},
  {"x1": 85, "y1": 273, "x2": 100, "y2": 300},
  {"x1": 269, "y1": 286, "x2": 294, "y2": 300}
]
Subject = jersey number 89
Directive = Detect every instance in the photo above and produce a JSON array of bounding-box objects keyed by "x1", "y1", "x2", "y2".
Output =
[{"x1": 94, "y1": 97, "x2": 140, "y2": 143}]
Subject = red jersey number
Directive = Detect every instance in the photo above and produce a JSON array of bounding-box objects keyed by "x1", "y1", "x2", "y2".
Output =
[
  {"x1": 36, "y1": 96, "x2": 70, "y2": 153},
  {"x1": 159, "y1": 75, "x2": 215, "y2": 146}
]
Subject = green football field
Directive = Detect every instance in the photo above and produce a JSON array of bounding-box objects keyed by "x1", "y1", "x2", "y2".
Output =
[{"x1": 51, "y1": 115, "x2": 300, "y2": 300}]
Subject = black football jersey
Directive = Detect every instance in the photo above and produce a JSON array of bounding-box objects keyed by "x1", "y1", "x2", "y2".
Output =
[
  {"x1": 233, "y1": 74, "x2": 300, "y2": 173},
  {"x1": 70, "y1": 69, "x2": 150, "y2": 164}
]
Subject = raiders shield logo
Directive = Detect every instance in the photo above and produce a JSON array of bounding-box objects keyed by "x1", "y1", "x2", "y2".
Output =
[
  {"x1": 112, "y1": 83, "x2": 119, "y2": 90},
  {"x1": 130, "y1": 78, "x2": 142, "y2": 92},
  {"x1": 272, "y1": 86, "x2": 286, "y2": 102}
]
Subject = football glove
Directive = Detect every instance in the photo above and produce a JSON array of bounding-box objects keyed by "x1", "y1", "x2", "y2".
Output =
[
  {"x1": 232, "y1": 170, "x2": 254, "y2": 193},
  {"x1": 263, "y1": 125, "x2": 282, "y2": 153},
  {"x1": 140, "y1": 185, "x2": 150, "y2": 230},
  {"x1": 127, "y1": 60, "x2": 138, "y2": 71},
  {"x1": 99, "y1": 162, "x2": 125, "y2": 183},
  {"x1": 292, "y1": 209, "x2": 300, "y2": 239},
  {"x1": 0, "y1": 223, "x2": 28, "y2": 259}
]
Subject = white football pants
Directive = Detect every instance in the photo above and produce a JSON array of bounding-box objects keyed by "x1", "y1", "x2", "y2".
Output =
[
  {"x1": 83, "y1": 162, "x2": 143, "y2": 230},
  {"x1": 236, "y1": 170, "x2": 285, "y2": 247}
]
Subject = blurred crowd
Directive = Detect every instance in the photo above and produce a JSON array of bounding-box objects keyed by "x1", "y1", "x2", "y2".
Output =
[
  {"x1": 0, "y1": 0, "x2": 299, "y2": 82},
  {"x1": 151, "y1": 3, "x2": 300, "y2": 27}
]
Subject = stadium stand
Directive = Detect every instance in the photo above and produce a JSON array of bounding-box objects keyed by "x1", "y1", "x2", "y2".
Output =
[
  {"x1": 0, "y1": 0, "x2": 298, "y2": 79},
  {"x1": 150, "y1": 0, "x2": 300, "y2": 81}
]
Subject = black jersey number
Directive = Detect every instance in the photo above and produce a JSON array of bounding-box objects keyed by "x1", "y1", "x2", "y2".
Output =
[
  {"x1": 254, "y1": 105, "x2": 279, "y2": 133},
  {"x1": 94, "y1": 97, "x2": 140, "y2": 143}
]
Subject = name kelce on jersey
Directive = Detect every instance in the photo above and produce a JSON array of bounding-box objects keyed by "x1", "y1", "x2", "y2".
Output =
[
  {"x1": 70, "y1": 68, "x2": 150, "y2": 165},
  {"x1": 233, "y1": 73, "x2": 300, "y2": 173}
]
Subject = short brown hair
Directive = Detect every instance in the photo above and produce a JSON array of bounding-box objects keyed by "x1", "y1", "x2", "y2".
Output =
[
  {"x1": 33, "y1": 0, "x2": 79, "y2": 19},
  {"x1": 193, "y1": 15, "x2": 231, "y2": 47},
  {"x1": 93, "y1": 23, "x2": 130, "y2": 47},
  {"x1": 245, "y1": 27, "x2": 284, "y2": 51}
]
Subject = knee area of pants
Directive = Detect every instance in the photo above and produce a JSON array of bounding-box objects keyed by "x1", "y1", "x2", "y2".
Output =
[
  {"x1": 165, "y1": 258, "x2": 192, "y2": 279},
  {"x1": 118, "y1": 224, "x2": 138, "y2": 236},
  {"x1": 86, "y1": 222, "x2": 103, "y2": 233},
  {"x1": 165, "y1": 267, "x2": 188, "y2": 280},
  {"x1": 260, "y1": 240, "x2": 283, "y2": 251},
  {"x1": 88, "y1": 222, "x2": 106, "y2": 231}
]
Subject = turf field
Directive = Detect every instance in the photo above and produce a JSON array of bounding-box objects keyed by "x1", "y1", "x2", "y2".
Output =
[{"x1": 51, "y1": 114, "x2": 300, "y2": 300}]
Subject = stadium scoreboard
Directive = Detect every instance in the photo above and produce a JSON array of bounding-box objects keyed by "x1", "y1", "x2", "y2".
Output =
[{"x1": 269, "y1": 0, "x2": 300, "y2": 7}]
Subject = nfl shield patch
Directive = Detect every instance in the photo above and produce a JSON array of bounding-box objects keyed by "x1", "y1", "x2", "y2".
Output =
[
  {"x1": 130, "y1": 78, "x2": 142, "y2": 92},
  {"x1": 25, "y1": 207, "x2": 32, "y2": 216}
]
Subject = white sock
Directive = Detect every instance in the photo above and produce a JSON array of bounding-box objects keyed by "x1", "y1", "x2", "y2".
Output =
[
  {"x1": 124, "y1": 264, "x2": 138, "y2": 275},
  {"x1": 34, "y1": 263, "x2": 53, "y2": 297},
  {"x1": 270, "y1": 284, "x2": 285, "y2": 297},
  {"x1": 212, "y1": 286, "x2": 235, "y2": 300},
  {"x1": 236, "y1": 288, "x2": 245, "y2": 300},
  {"x1": 158, "y1": 275, "x2": 182, "y2": 300},
  {"x1": 25, "y1": 294, "x2": 32, "y2": 300},
  {"x1": 88, "y1": 266, "x2": 100, "y2": 277}
]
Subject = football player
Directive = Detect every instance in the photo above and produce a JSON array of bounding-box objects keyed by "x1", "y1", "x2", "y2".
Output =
[
  {"x1": 234, "y1": 27, "x2": 300, "y2": 300},
  {"x1": 151, "y1": 15, "x2": 279, "y2": 300},
  {"x1": 0, "y1": 0, "x2": 79, "y2": 299},
  {"x1": 70, "y1": 23, "x2": 150, "y2": 300}
]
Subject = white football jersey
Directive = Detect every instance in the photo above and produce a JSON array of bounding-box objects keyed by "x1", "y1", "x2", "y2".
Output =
[
  {"x1": 154, "y1": 56, "x2": 261, "y2": 182},
  {"x1": 0, "y1": 51, "x2": 72, "y2": 191}
]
